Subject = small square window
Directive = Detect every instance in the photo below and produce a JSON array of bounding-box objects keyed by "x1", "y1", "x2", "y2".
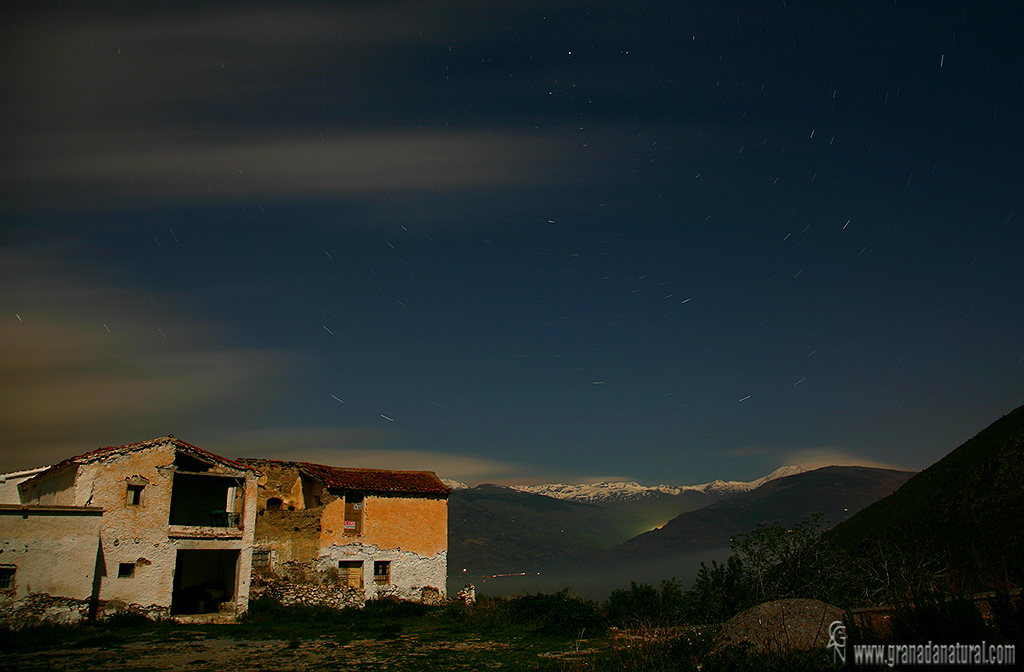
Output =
[
  {"x1": 373, "y1": 560, "x2": 391, "y2": 585},
  {"x1": 126, "y1": 484, "x2": 145, "y2": 506},
  {"x1": 118, "y1": 562, "x2": 136, "y2": 578},
  {"x1": 0, "y1": 565, "x2": 15, "y2": 590}
]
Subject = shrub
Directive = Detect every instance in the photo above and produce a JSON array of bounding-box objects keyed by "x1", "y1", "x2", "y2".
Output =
[
  {"x1": 504, "y1": 589, "x2": 606, "y2": 637},
  {"x1": 604, "y1": 579, "x2": 686, "y2": 628},
  {"x1": 684, "y1": 555, "x2": 751, "y2": 624},
  {"x1": 989, "y1": 590, "x2": 1024, "y2": 645},
  {"x1": 362, "y1": 595, "x2": 431, "y2": 621},
  {"x1": 889, "y1": 591, "x2": 999, "y2": 645}
]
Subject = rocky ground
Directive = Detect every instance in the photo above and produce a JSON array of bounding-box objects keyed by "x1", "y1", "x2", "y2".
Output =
[{"x1": 5, "y1": 631, "x2": 590, "y2": 671}]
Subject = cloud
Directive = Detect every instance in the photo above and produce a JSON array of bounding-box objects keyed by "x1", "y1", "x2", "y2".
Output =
[
  {"x1": 0, "y1": 3, "x2": 566, "y2": 213},
  {"x1": 5, "y1": 130, "x2": 562, "y2": 212},
  {"x1": 207, "y1": 425, "x2": 532, "y2": 485},
  {"x1": 780, "y1": 447, "x2": 910, "y2": 472},
  {"x1": 1, "y1": 2, "x2": 738, "y2": 215},
  {"x1": 0, "y1": 248, "x2": 297, "y2": 472}
]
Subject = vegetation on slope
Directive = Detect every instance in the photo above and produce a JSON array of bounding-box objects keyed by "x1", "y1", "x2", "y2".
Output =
[{"x1": 829, "y1": 404, "x2": 1024, "y2": 589}]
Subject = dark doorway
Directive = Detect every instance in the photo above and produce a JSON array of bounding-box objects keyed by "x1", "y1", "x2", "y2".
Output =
[{"x1": 170, "y1": 549, "x2": 239, "y2": 615}]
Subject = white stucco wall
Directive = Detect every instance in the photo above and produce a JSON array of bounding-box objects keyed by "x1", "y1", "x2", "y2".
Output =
[
  {"x1": 18, "y1": 466, "x2": 78, "y2": 506},
  {"x1": 0, "y1": 506, "x2": 103, "y2": 603},
  {"x1": 0, "y1": 467, "x2": 50, "y2": 505},
  {"x1": 318, "y1": 542, "x2": 447, "y2": 601}
]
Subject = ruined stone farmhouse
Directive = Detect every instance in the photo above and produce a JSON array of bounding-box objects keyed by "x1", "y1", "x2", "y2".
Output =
[
  {"x1": 0, "y1": 438, "x2": 450, "y2": 622},
  {"x1": 236, "y1": 459, "x2": 450, "y2": 606},
  {"x1": 2, "y1": 436, "x2": 260, "y2": 619}
]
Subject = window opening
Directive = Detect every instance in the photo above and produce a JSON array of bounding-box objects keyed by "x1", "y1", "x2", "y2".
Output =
[
  {"x1": 118, "y1": 563, "x2": 136, "y2": 578},
  {"x1": 344, "y1": 494, "x2": 363, "y2": 534},
  {"x1": 338, "y1": 560, "x2": 363, "y2": 589},
  {"x1": 0, "y1": 565, "x2": 15, "y2": 590},
  {"x1": 266, "y1": 497, "x2": 283, "y2": 511},
  {"x1": 126, "y1": 484, "x2": 145, "y2": 506},
  {"x1": 373, "y1": 560, "x2": 391, "y2": 585},
  {"x1": 252, "y1": 550, "x2": 271, "y2": 570}
]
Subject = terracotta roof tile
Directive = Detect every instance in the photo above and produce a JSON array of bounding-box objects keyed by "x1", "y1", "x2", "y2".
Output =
[
  {"x1": 27, "y1": 436, "x2": 256, "y2": 484},
  {"x1": 299, "y1": 462, "x2": 449, "y2": 495},
  {"x1": 240, "y1": 459, "x2": 449, "y2": 495}
]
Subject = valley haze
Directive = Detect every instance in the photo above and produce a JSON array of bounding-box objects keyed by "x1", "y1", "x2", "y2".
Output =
[{"x1": 446, "y1": 463, "x2": 913, "y2": 599}]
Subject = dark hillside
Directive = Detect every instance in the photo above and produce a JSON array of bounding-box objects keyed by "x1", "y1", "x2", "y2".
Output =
[
  {"x1": 829, "y1": 405, "x2": 1024, "y2": 586},
  {"x1": 448, "y1": 485, "x2": 612, "y2": 574},
  {"x1": 607, "y1": 466, "x2": 914, "y2": 559}
]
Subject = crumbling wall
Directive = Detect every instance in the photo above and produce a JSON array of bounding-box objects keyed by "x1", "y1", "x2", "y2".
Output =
[
  {"x1": 248, "y1": 541, "x2": 446, "y2": 606},
  {"x1": 250, "y1": 575, "x2": 365, "y2": 609},
  {"x1": 252, "y1": 502, "x2": 332, "y2": 569},
  {"x1": 0, "y1": 594, "x2": 171, "y2": 629},
  {"x1": 319, "y1": 542, "x2": 447, "y2": 602},
  {"x1": 244, "y1": 459, "x2": 327, "y2": 511}
]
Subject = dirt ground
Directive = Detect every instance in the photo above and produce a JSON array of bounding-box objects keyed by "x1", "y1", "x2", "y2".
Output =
[{"x1": 6, "y1": 632, "x2": 584, "y2": 671}]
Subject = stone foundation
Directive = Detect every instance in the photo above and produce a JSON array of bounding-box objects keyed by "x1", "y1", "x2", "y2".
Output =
[
  {"x1": 250, "y1": 575, "x2": 366, "y2": 609},
  {"x1": 0, "y1": 593, "x2": 171, "y2": 628}
]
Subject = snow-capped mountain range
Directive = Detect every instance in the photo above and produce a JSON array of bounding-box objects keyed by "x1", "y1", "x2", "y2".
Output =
[{"x1": 442, "y1": 465, "x2": 806, "y2": 503}]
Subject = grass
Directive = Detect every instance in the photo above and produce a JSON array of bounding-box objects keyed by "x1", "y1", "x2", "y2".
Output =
[
  {"x1": 2, "y1": 588, "x2": 1018, "y2": 671},
  {"x1": 0, "y1": 594, "x2": 606, "y2": 671}
]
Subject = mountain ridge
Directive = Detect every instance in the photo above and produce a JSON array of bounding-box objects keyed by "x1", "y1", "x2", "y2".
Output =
[
  {"x1": 605, "y1": 465, "x2": 916, "y2": 560},
  {"x1": 445, "y1": 465, "x2": 806, "y2": 503},
  {"x1": 828, "y1": 404, "x2": 1024, "y2": 587}
]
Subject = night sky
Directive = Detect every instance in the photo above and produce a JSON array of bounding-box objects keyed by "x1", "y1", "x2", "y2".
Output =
[{"x1": 2, "y1": 1, "x2": 1022, "y2": 485}]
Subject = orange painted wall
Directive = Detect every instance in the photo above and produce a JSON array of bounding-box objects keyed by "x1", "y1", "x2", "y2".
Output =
[{"x1": 320, "y1": 494, "x2": 447, "y2": 557}]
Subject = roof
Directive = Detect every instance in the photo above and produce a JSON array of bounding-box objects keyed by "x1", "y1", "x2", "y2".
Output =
[
  {"x1": 0, "y1": 466, "x2": 52, "y2": 483},
  {"x1": 300, "y1": 462, "x2": 449, "y2": 495},
  {"x1": 25, "y1": 436, "x2": 257, "y2": 484},
  {"x1": 240, "y1": 459, "x2": 449, "y2": 495}
]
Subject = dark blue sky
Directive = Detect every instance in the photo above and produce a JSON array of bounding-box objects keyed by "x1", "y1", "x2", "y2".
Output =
[{"x1": 2, "y1": 1, "x2": 1021, "y2": 484}]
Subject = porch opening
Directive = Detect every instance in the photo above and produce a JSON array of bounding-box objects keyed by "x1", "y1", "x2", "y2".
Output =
[
  {"x1": 169, "y1": 472, "x2": 244, "y2": 527},
  {"x1": 170, "y1": 549, "x2": 239, "y2": 615}
]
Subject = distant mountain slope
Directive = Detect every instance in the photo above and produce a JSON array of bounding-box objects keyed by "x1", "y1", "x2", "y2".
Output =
[
  {"x1": 512, "y1": 466, "x2": 805, "y2": 503},
  {"x1": 447, "y1": 470, "x2": 797, "y2": 575},
  {"x1": 607, "y1": 466, "x2": 916, "y2": 559},
  {"x1": 829, "y1": 405, "x2": 1024, "y2": 585},
  {"x1": 448, "y1": 484, "x2": 611, "y2": 574}
]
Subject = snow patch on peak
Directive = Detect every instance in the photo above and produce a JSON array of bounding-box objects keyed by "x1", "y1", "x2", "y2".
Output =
[
  {"x1": 511, "y1": 481, "x2": 678, "y2": 502},
  {"x1": 511, "y1": 466, "x2": 806, "y2": 503},
  {"x1": 752, "y1": 465, "x2": 806, "y2": 486},
  {"x1": 441, "y1": 478, "x2": 469, "y2": 490}
]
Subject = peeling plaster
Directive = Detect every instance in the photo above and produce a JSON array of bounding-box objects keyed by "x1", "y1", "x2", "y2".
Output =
[{"x1": 319, "y1": 542, "x2": 447, "y2": 602}]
